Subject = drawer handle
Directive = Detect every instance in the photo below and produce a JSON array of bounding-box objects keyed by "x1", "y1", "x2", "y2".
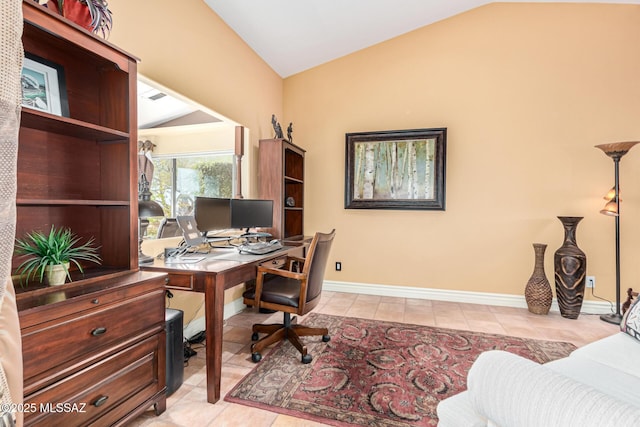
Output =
[
  {"x1": 93, "y1": 396, "x2": 109, "y2": 407},
  {"x1": 91, "y1": 327, "x2": 107, "y2": 336},
  {"x1": 165, "y1": 277, "x2": 170, "y2": 284},
  {"x1": 91, "y1": 299, "x2": 99, "y2": 304}
]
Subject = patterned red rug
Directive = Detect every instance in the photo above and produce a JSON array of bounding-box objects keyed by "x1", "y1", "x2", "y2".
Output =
[{"x1": 225, "y1": 313, "x2": 576, "y2": 426}]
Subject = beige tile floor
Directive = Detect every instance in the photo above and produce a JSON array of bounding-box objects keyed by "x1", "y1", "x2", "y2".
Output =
[{"x1": 131, "y1": 291, "x2": 619, "y2": 427}]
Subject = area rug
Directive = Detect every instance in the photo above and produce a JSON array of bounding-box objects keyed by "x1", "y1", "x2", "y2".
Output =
[{"x1": 225, "y1": 313, "x2": 576, "y2": 427}]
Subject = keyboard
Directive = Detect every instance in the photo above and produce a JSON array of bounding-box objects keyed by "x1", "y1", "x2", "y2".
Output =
[{"x1": 237, "y1": 240, "x2": 283, "y2": 255}]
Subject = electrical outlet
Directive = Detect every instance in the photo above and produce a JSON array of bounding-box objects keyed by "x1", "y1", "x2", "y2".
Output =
[
  {"x1": 335, "y1": 261, "x2": 342, "y2": 271},
  {"x1": 586, "y1": 276, "x2": 595, "y2": 288}
]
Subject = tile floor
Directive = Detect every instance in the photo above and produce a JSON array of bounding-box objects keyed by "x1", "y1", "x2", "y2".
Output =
[{"x1": 130, "y1": 291, "x2": 619, "y2": 426}]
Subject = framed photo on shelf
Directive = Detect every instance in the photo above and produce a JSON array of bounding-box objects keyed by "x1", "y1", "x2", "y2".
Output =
[
  {"x1": 345, "y1": 128, "x2": 447, "y2": 210},
  {"x1": 21, "y1": 53, "x2": 69, "y2": 117}
]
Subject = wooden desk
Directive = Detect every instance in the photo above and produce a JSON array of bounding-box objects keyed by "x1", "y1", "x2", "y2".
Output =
[{"x1": 141, "y1": 246, "x2": 298, "y2": 403}]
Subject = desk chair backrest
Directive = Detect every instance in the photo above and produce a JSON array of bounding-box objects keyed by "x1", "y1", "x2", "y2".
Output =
[
  {"x1": 157, "y1": 217, "x2": 182, "y2": 238},
  {"x1": 301, "y1": 229, "x2": 336, "y2": 309}
]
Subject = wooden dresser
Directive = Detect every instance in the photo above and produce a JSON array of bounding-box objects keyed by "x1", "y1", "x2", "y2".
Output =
[{"x1": 17, "y1": 272, "x2": 167, "y2": 426}]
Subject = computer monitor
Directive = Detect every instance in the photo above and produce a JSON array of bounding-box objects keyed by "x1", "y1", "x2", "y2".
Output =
[
  {"x1": 230, "y1": 199, "x2": 273, "y2": 232},
  {"x1": 193, "y1": 197, "x2": 231, "y2": 234}
]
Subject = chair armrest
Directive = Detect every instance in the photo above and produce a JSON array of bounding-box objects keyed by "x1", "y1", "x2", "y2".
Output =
[
  {"x1": 288, "y1": 255, "x2": 306, "y2": 263},
  {"x1": 286, "y1": 255, "x2": 306, "y2": 271},
  {"x1": 257, "y1": 264, "x2": 305, "y2": 280}
]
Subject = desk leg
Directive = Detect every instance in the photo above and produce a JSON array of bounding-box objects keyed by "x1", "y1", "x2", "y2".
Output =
[{"x1": 204, "y1": 275, "x2": 224, "y2": 403}]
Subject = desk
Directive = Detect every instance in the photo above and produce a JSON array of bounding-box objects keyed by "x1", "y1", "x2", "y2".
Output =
[{"x1": 141, "y1": 246, "x2": 300, "y2": 403}]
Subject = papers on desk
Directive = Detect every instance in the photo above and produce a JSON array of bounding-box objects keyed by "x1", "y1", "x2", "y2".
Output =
[{"x1": 164, "y1": 256, "x2": 206, "y2": 264}]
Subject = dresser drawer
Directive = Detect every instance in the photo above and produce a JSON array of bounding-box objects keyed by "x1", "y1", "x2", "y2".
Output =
[
  {"x1": 18, "y1": 272, "x2": 167, "y2": 330},
  {"x1": 165, "y1": 272, "x2": 194, "y2": 290},
  {"x1": 24, "y1": 333, "x2": 164, "y2": 427},
  {"x1": 22, "y1": 289, "x2": 164, "y2": 383}
]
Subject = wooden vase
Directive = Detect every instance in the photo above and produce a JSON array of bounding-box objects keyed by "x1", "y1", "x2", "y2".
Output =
[
  {"x1": 554, "y1": 217, "x2": 586, "y2": 319},
  {"x1": 525, "y1": 243, "x2": 553, "y2": 315}
]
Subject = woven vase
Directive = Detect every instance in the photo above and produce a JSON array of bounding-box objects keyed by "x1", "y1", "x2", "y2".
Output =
[{"x1": 525, "y1": 243, "x2": 553, "y2": 315}]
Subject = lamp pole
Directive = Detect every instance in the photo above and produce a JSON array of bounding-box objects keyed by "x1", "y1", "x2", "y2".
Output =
[
  {"x1": 595, "y1": 141, "x2": 639, "y2": 325},
  {"x1": 600, "y1": 156, "x2": 622, "y2": 324}
]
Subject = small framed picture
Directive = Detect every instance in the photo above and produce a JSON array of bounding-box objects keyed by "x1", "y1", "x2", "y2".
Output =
[{"x1": 21, "y1": 53, "x2": 69, "y2": 117}]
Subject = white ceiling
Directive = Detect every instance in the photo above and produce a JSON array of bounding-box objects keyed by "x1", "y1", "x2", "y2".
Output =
[
  {"x1": 138, "y1": 77, "x2": 222, "y2": 129},
  {"x1": 204, "y1": 0, "x2": 640, "y2": 78},
  {"x1": 138, "y1": 79, "x2": 196, "y2": 129}
]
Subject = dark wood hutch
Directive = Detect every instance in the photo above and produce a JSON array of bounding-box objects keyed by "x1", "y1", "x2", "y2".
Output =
[{"x1": 14, "y1": 1, "x2": 167, "y2": 425}]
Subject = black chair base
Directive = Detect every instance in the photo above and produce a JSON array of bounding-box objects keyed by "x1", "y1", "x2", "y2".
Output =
[{"x1": 250, "y1": 312, "x2": 330, "y2": 364}]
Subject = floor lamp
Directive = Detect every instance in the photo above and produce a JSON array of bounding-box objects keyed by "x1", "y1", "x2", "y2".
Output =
[{"x1": 595, "y1": 141, "x2": 639, "y2": 325}]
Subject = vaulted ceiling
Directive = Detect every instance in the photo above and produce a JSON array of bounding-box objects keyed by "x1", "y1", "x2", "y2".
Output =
[{"x1": 203, "y1": 0, "x2": 640, "y2": 78}]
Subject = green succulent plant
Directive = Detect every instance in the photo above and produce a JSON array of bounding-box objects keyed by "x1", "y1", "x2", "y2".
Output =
[{"x1": 14, "y1": 225, "x2": 102, "y2": 286}]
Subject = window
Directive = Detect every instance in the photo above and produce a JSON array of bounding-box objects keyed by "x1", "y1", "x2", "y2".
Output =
[{"x1": 148, "y1": 152, "x2": 234, "y2": 236}]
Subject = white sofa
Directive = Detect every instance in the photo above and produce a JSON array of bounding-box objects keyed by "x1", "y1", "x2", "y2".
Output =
[{"x1": 437, "y1": 332, "x2": 640, "y2": 427}]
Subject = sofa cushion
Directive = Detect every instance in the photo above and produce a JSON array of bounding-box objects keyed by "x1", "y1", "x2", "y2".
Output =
[
  {"x1": 467, "y1": 350, "x2": 640, "y2": 427},
  {"x1": 621, "y1": 296, "x2": 640, "y2": 340},
  {"x1": 569, "y1": 332, "x2": 640, "y2": 378},
  {"x1": 436, "y1": 391, "x2": 488, "y2": 427},
  {"x1": 546, "y1": 355, "x2": 640, "y2": 407}
]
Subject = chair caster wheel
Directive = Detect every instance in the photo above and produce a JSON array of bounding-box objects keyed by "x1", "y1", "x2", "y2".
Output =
[
  {"x1": 251, "y1": 352, "x2": 262, "y2": 363},
  {"x1": 251, "y1": 332, "x2": 259, "y2": 341},
  {"x1": 322, "y1": 335, "x2": 331, "y2": 342},
  {"x1": 301, "y1": 354, "x2": 312, "y2": 364}
]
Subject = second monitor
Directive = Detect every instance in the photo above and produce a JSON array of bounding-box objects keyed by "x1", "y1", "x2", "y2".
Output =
[
  {"x1": 194, "y1": 197, "x2": 273, "y2": 237},
  {"x1": 230, "y1": 198, "x2": 273, "y2": 234}
]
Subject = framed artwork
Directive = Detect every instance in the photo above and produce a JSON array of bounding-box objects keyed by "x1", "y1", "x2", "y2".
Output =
[
  {"x1": 21, "y1": 53, "x2": 69, "y2": 117},
  {"x1": 345, "y1": 128, "x2": 447, "y2": 210}
]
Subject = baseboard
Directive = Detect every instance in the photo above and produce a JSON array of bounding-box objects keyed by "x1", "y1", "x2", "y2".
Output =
[
  {"x1": 225, "y1": 297, "x2": 250, "y2": 319},
  {"x1": 217, "y1": 280, "x2": 616, "y2": 329},
  {"x1": 323, "y1": 280, "x2": 615, "y2": 316},
  {"x1": 184, "y1": 298, "x2": 249, "y2": 340}
]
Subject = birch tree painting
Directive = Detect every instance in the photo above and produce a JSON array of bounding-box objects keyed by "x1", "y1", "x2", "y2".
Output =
[
  {"x1": 353, "y1": 138, "x2": 436, "y2": 200},
  {"x1": 346, "y1": 128, "x2": 446, "y2": 210}
]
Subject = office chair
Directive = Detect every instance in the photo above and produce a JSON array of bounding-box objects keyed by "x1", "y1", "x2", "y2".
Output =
[
  {"x1": 157, "y1": 217, "x2": 182, "y2": 238},
  {"x1": 243, "y1": 229, "x2": 336, "y2": 364}
]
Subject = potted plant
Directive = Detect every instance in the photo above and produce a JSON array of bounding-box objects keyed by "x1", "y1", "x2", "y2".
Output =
[{"x1": 14, "y1": 225, "x2": 102, "y2": 286}]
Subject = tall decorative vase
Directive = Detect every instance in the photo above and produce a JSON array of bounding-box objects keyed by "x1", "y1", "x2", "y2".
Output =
[
  {"x1": 525, "y1": 243, "x2": 553, "y2": 315},
  {"x1": 554, "y1": 217, "x2": 587, "y2": 319}
]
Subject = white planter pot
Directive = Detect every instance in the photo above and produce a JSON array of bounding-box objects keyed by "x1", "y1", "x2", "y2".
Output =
[{"x1": 45, "y1": 263, "x2": 69, "y2": 286}]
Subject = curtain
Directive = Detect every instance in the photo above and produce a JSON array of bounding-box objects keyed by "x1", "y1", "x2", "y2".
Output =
[{"x1": 0, "y1": 0, "x2": 24, "y2": 425}]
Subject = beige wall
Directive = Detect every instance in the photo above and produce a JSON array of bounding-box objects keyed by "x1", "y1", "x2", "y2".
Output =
[
  {"x1": 139, "y1": 124, "x2": 235, "y2": 156},
  {"x1": 107, "y1": 0, "x2": 284, "y2": 309},
  {"x1": 110, "y1": 2, "x2": 640, "y2": 304},
  {"x1": 108, "y1": 0, "x2": 283, "y2": 198},
  {"x1": 284, "y1": 3, "x2": 640, "y2": 301}
]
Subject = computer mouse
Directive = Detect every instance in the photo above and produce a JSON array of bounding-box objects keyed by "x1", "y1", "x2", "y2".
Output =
[{"x1": 270, "y1": 239, "x2": 279, "y2": 244}]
